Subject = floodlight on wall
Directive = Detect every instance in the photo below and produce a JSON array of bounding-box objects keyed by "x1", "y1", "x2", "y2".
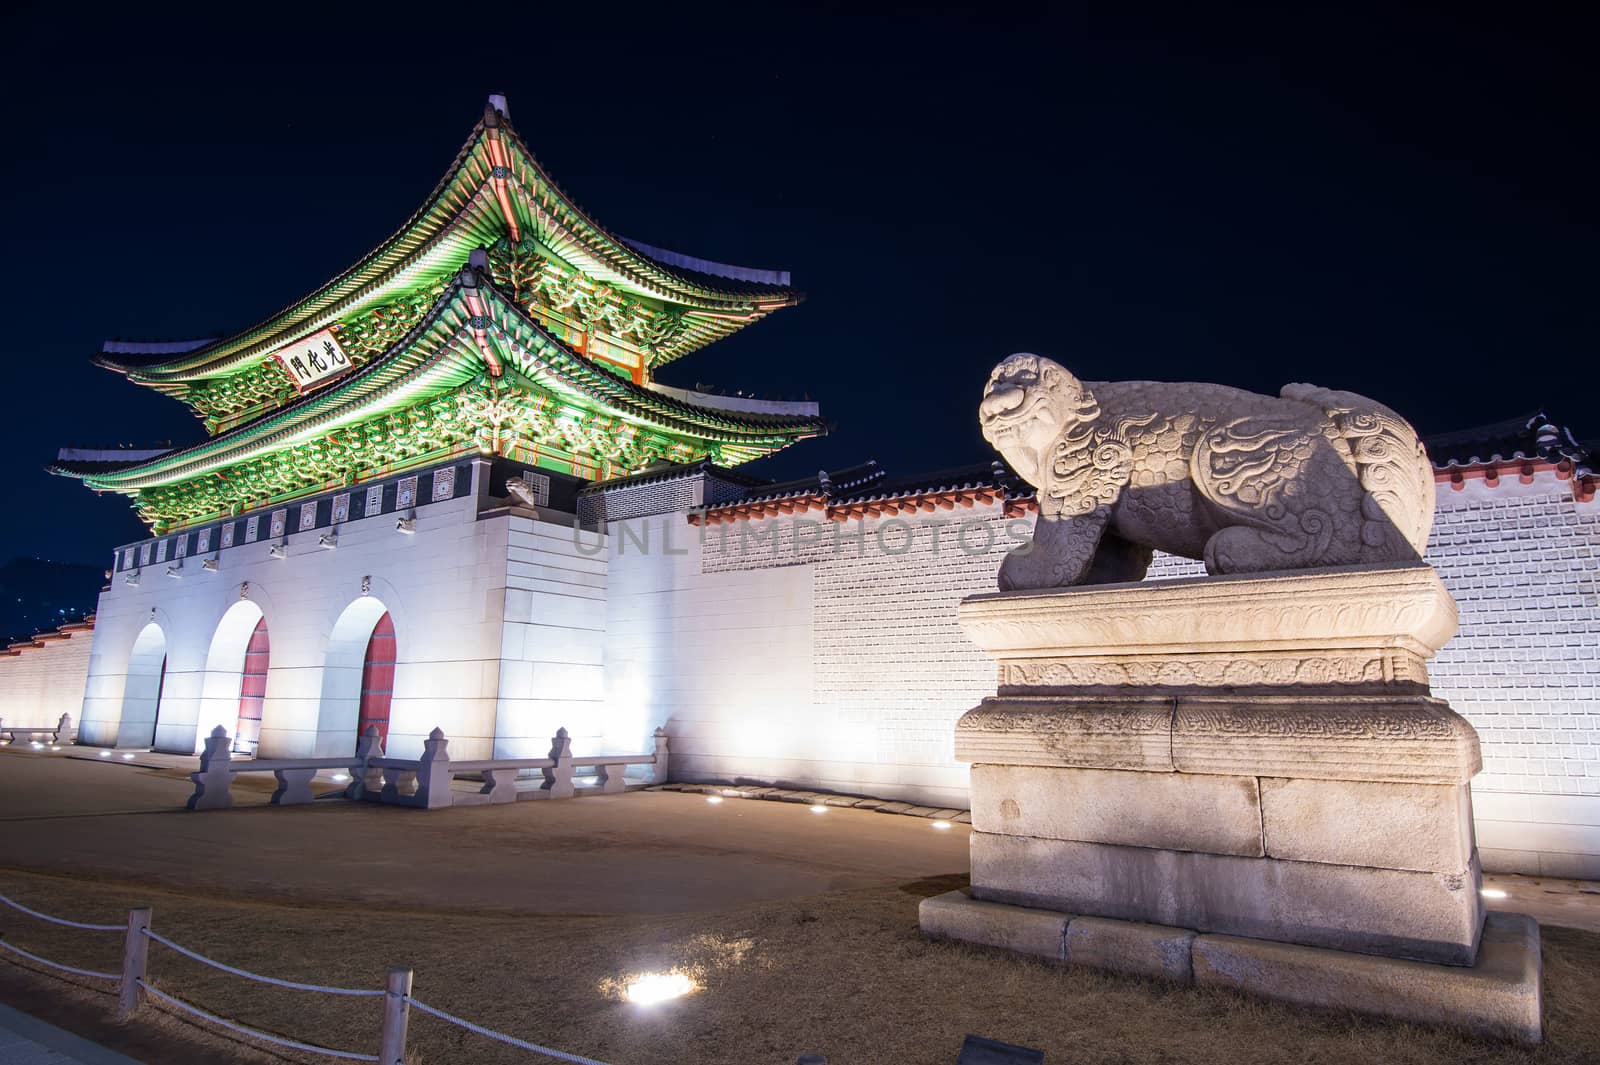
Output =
[
  {"x1": 396, "y1": 515, "x2": 417, "y2": 534},
  {"x1": 123, "y1": 571, "x2": 140, "y2": 586},
  {"x1": 202, "y1": 557, "x2": 219, "y2": 572},
  {"x1": 165, "y1": 564, "x2": 183, "y2": 579},
  {"x1": 268, "y1": 540, "x2": 287, "y2": 559},
  {"x1": 318, "y1": 532, "x2": 339, "y2": 550}
]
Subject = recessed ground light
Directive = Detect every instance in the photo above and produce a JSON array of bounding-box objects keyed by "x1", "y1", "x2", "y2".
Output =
[
  {"x1": 625, "y1": 972, "x2": 695, "y2": 1005},
  {"x1": 30, "y1": 741, "x2": 43, "y2": 749},
  {"x1": 810, "y1": 804, "x2": 827, "y2": 814},
  {"x1": 705, "y1": 795, "x2": 724, "y2": 805},
  {"x1": 721, "y1": 789, "x2": 740, "y2": 797},
  {"x1": 1481, "y1": 888, "x2": 1509, "y2": 900},
  {"x1": 931, "y1": 820, "x2": 952, "y2": 830},
  {"x1": 331, "y1": 773, "x2": 350, "y2": 783},
  {"x1": 50, "y1": 745, "x2": 60, "y2": 751},
  {"x1": 121, "y1": 753, "x2": 135, "y2": 760},
  {"x1": 99, "y1": 750, "x2": 112, "y2": 758}
]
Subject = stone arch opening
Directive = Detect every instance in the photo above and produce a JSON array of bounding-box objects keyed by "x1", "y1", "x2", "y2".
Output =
[
  {"x1": 316, "y1": 597, "x2": 393, "y2": 757},
  {"x1": 199, "y1": 600, "x2": 269, "y2": 756},
  {"x1": 116, "y1": 622, "x2": 167, "y2": 749}
]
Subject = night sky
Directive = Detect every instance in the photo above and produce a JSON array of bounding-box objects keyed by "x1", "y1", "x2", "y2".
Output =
[{"x1": 1, "y1": 3, "x2": 1592, "y2": 568}]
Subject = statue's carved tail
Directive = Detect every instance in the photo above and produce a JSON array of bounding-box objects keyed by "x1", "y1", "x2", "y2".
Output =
[{"x1": 1280, "y1": 384, "x2": 1434, "y2": 559}]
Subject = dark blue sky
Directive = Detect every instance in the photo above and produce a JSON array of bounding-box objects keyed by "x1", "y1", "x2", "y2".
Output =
[{"x1": 1, "y1": 2, "x2": 1592, "y2": 566}]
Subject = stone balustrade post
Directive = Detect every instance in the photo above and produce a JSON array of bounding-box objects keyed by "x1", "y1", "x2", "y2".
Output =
[
  {"x1": 271, "y1": 768, "x2": 318, "y2": 805},
  {"x1": 479, "y1": 767, "x2": 519, "y2": 803},
  {"x1": 347, "y1": 725, "x2": 385, "y2": 800},
  {"x1": 653, "y1": 726, "x2": 670, "y2": 785},
  {"x1": 187, "y1": 726, "x2": 235, "y2": 810},
  {"x1": 596, "y1": 761, "x2": 628, "y2": 794},
  {"x1": 542, "y1": 727, "x2": 575, "y2": 798},
  {"x1": 117, "y1": 906, "x2": 151, "y2": 1018},
  {"x1": 413, "y1": 727, "x2": 454, "y2": 809}
]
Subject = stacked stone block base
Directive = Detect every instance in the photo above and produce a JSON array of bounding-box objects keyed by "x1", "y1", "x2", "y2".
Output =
[
  {"x1": 927, "y1": 563, "x2": 1544, "y2": 1041},
  {"x1": 921, "y1": 891, "x2": 1543, "y2": 1044}
]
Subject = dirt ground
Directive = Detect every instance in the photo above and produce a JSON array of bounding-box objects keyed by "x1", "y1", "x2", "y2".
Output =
[{"x1": 2, "y1": 749, "x2": 1598, "y2": 1065}]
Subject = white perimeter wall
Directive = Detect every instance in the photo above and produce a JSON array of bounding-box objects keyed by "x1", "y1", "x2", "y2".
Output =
[
  {"x1": 602, "y1": 474, "x2": 1599, "y2": 876},
  {"x1": 1427, "y1": 474, "x2": 1600, "y2": 878},
  {"x1": 603, "y1": 506, "x2": 1018, "y2": 809},
  {"x1": 0, "y1": 632, "x2": 93, "y2": 730}
]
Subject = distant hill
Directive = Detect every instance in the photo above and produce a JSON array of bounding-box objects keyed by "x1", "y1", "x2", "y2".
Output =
[{"x1": 0, "y1": 558, "x2": 104, "y2": 645}]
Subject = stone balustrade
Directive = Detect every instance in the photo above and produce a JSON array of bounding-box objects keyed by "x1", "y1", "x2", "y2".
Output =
[
  {"x1": 0, "y1": 713, "x2": 77, "y2": 747},
  {"x1": 186, "y1": 723, "x2": 669, "y2": 811}
]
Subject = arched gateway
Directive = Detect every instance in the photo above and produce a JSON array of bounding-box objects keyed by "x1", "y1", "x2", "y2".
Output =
[
  {"x1": 116, "y1": 622, "x2": 167, "y2": 749},
  {"x1": 316, "y1": 598, "x2": 395, "y2": 757}
]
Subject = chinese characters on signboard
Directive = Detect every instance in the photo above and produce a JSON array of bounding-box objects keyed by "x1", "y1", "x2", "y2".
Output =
[{"x1": 271, "y1": 329, "x2": 353, "y2": 392}]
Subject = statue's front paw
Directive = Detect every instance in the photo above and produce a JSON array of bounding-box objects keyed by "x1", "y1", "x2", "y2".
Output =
[{"x1": 998, "y1": 543, "x2": 1076, "y2": 591}]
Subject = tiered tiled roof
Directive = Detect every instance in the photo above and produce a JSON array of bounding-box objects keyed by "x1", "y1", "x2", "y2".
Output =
[
  {"x1": 4, "y1": 615, "x2": 94, "y2": 657},
  {"x1": 53, "y1": 266, "x2": 827, "y2": 493},
  {"x1": 689, "y1": 460, "x2": 1031, "y2": 525},
  {"x1": 1425, "y1": 410, "x2": 1594, "y2": 502}
]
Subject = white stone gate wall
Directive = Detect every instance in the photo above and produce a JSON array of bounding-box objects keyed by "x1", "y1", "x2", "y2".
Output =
[
  {"x1": 80, "y1": 472, "x2": 510, "y2": 760},
  {"x1": 491, "y1": 514, "x2": 610, "y2": 759}
]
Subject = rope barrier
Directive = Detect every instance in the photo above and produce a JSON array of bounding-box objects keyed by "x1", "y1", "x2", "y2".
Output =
[
  {"x1": 0, "y1": 938, "x2": 119, "y2": 981},
  {"x1": 1, "y1": 883, "x2": 606, "y2": 1064},
  {"x1": 141, "y1": 929, "x2": 384, "y2": 997},
  {"x1": 0, "y1": 892, "x2": 123, "y2": 931},
  {"x1": 404, "y1": 995, "x2": 611, "y2": 1065},
  {"x1": 137, "y1": 980, "x2": 380, "y2": 1062}
]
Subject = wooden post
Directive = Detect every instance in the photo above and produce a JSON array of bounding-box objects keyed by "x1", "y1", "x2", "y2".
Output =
[
  {"x1": 379, "y1": 967, "x2": 412, "y2": 1065},
  {"x1": 118, "y1": 907, "x2": 152, "y2": 1018}
]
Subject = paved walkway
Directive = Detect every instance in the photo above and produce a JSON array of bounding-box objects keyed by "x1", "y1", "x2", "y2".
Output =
[
  {"x1": 0, "y1": 1003, "x2": 142, "y2": 1065},
  {"x1": 7, "y1": 746, "x2": 1600, "y2": 929},
  {"x1": 1, "y1": 749, "x2": 972, "y2": 915}
]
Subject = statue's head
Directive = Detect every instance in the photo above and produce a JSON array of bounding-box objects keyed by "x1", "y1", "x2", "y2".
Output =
[{"x1": 980, "y1": 353, "x2": 1095, "y2": 477}]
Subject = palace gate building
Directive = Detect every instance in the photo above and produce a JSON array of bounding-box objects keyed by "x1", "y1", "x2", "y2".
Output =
[{"x1": 21, "y1": 99, "x2": 1600, "y2": 881}]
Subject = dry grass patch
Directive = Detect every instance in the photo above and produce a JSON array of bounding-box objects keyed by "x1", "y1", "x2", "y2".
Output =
[{"x1": 1, "y1": 868, "x2": 1596, "y2": 1065}]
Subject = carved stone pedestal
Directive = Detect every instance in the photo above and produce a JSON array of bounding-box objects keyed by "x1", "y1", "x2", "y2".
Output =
[{"x1": 922, "y1": 562, "x2": 1543, "y2": 1042}]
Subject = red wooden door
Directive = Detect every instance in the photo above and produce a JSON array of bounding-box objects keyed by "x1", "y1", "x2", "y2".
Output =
[
  {"x1": 358, "y1": 612, "x2": 396, "y2": 748},
  {"x1": 233, "y1": 617, "x2": 269, "y2": 755}
]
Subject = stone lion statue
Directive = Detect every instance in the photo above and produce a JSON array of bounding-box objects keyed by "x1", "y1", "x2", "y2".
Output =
[{"x1": 980, "y1": 353, "x2": 1435, "y2": 590}]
